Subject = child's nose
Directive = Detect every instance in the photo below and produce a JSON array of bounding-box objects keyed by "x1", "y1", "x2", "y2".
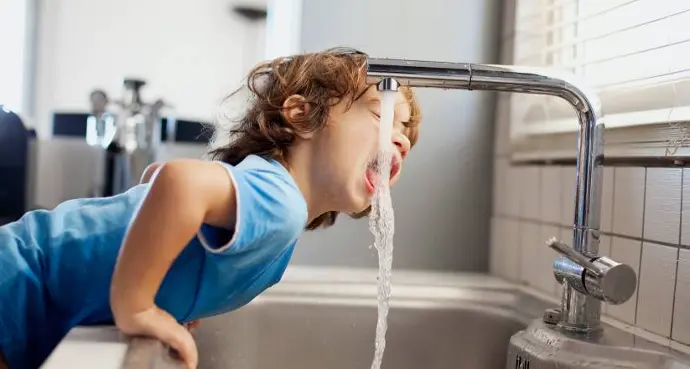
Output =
[{"x1": 392, "y1": 133, "x2": 410, "y2": 159}]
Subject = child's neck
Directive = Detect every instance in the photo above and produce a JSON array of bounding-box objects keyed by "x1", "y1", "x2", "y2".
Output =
[{"x1": 283, "y1": 147, "x2": 329, "y2": 224}]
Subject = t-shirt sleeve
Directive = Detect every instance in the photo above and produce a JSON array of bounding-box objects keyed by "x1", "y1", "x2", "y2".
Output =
[{"x1": 196, "y1": 160, "x2": 307, "y2": 255}]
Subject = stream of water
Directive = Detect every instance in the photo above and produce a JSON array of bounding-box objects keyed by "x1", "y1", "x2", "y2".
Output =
[{"x1": 368, "y1": 90, "x2": 397, "y2": 369}]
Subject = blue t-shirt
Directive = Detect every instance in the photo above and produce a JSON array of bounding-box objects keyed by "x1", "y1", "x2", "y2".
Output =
[{"x1": 0, "y1": 154, "x2": 307, "y2": 369}]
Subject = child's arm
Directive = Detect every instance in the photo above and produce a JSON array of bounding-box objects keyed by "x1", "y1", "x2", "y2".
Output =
[
  {"x1": 110, "y1": 159, "x2": 236, "y2": 369},
  {"x1": 138, "y1": 163, "x2": 202, "y2": 333}
]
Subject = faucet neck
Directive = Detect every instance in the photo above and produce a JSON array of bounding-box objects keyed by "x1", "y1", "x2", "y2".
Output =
[{"x1": 365, "y1": 57, "x2": 628, "y2": 333}]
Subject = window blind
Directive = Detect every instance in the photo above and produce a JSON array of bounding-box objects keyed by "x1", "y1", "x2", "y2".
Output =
[{"x1": 509, "y1": 0, "x2": 690, "y2": 138}]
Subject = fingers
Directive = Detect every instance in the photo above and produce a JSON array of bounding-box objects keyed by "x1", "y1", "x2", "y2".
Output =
[
  {"x1": 113, "y1": 306, "x2": 199, "y2": 369},
  {"x1": 174, "y1": 330, "x2": 198, "y2": 369},
  {"x1": 151, "y1": 309, "x2": 199, "y2": 369},
  {"x1": 161, "y1": 322, "x2": 198, "y2": 369}
]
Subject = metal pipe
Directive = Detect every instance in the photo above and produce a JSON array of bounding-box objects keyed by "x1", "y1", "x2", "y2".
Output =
[{"x1": 366, "y1": 57, "x2": 609, "y2": 333}]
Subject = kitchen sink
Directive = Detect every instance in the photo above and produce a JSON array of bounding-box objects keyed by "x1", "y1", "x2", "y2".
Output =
[
  {"x1": 115, "y1": 269, "x2": 543, "y2": 369},
  {"x1": 42, "y1": 267, "x2": 690, "y2": 369},
  {"x1": 194, "y1": 293, "x2": 530, "y2": 369}
]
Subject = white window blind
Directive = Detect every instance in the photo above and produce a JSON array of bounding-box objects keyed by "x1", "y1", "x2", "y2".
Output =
[{"x1": 510, "y1": 0, "x2": 690, "y2": 139}]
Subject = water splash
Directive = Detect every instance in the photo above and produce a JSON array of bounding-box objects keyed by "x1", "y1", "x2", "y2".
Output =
[{"x1": 368, "y1": 90, "x2": 397, "y2": 369}]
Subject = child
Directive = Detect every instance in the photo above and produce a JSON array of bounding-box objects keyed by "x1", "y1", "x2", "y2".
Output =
[{"x1": 0, "y1": 47, "x2": 421, "y2": 369}]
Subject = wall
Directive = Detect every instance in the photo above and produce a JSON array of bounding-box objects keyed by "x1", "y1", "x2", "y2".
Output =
[
  {"x1": 31, "y1": 0, "x2": 267, "y2": 137},
  {"x1": 0, "y1": 0, "x2": 29, "y2": 113},
  {"x1": 289, "y1": 0, "x2": 502, "y2": 271},
  {"x1": 489, "y1": 0, "x2": 690, "y2": 350},
  {"x1": 26, "y1": 0, "x2": 266, "y2": 208}
]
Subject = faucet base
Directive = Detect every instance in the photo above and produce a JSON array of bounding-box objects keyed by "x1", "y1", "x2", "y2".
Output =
[{"x1": 507, "y1": 318, "x2": 690, "y2": 369}]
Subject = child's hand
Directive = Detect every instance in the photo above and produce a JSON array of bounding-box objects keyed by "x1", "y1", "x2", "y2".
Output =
[{"x1": 115, "y1": 305, "x2": 198, "y2": 369}]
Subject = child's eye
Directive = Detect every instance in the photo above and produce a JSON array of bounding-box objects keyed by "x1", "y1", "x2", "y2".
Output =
[{"x1": 371, "y1": 111, "x2": 381, "y2": 119}]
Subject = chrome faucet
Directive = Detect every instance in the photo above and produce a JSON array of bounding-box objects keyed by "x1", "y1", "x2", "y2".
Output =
[
  {"x1": 87, "y1": 79, "x2": 176, "y2": 197},
  {"x1": 367, "y1": 58, "x2": 637, "y2": 334}
]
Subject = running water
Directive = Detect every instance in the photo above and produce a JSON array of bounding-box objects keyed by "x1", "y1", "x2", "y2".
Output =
[{"x1": 368, "y1": 90, "x2": 397, "y2": 369}]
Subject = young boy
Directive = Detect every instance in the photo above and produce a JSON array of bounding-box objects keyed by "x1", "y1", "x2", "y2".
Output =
[{"x1": 0, "y1": 47, "x2": 421, "y2": 369}]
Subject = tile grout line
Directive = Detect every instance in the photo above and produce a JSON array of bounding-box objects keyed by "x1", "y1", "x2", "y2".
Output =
[
  {"x1": 634, "y1": 167, "x2": 648, "y2": 326},
  {"x1": 516, "y1": 166, "x2": 524, "y2": 284},
  {"x1": 603, "y1": 167, "x2": 616, "y2": 316},
  {"x1": 491, "y1": 214, "x2": 690, "y2": 250},
  {"x1": 670, "y1": 168, "x2": 683, "y2": 339},
  {"x1": 609, "y1": 167, "x2": 617, "y2": 244},
  {"x1": 606, "y1": 167, "x2": 616, "y2": 238},
  {"x1": 537, "y1": 166, "x2": 543, "y2": 295}
]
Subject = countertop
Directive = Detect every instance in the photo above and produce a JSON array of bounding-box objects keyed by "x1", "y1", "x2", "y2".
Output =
[{"x1": 41, "y1": 326, "x2": 129, "y2": 369}]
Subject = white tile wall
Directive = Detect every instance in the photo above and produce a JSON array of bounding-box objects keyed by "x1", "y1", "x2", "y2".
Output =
[
  {"x1": 504, "y1": 219, "x2": 521, "y2": 281},
  {"x1": 540, "y1": 167, "x2": 561, "y2": 223},
  {"x1": 494, "y1": 96, "x2": 511, "y2": 156},
  {"x1": 560, "y1": 166, "x2": 575, "y2": 226},
  {"x1": 681, "y1": 169, "x2": 690, "y2": 246},
  {"x1": 492, "y1": 158, "x2": 509, "y2": 215},
  {"x1": 636, "y1": 243, "x2": 678, "y2": 336},
  {"x1": 601, "y1": 168, "x2": 614, "y2": 232},
  {"x1": 673, "y1": 248, "x2": 690, "y2": 345},
  {"x1": 506, "y1": 166, "x2": 522, "y2": 217},
  {"x1": 490, "y1": 162, "x2": 687, "y2": 347},
  {"x1": 560, "y1": 227, "x2": 573, "y2": 250},
  {"x1": 489, "y1": 218, "x2": 521, "y2": 281},
  {"x1": 489, "y1": 218, "x2": 502, "y2": 277},
  {"x1": 520, "y1": 222, "x2": 541, "y2": 286},
  {"x1": 612, "y1": 167, "x2": 646, "y2": 238},
  {"x1": 521, "y1": 166, "x2": 541, "y2": 220},
  {"x1": 540, "y1": 225, "x2": 560, "y2": 296},
  {"x1": 643, "y1": 168, "x2": 682, "y2": 245},
  {"x1": 599, "y1": 235, "x2": 612, "y2": 260}
]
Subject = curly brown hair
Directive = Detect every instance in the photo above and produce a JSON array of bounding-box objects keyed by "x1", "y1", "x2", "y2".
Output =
[{"x1": 207, "y1": 47, "x2": 422, "y2": 230}]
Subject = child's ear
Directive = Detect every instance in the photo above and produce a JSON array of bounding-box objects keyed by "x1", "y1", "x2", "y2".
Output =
[{"x1": 281, "y1": 94, "x2": 314, "y2": 139}]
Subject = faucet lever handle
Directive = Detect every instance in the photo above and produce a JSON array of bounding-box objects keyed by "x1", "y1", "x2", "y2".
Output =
[
  {"x1": 547, "y1": 238, "x2": 602, "y2": 277},
  {"x1": 548, "y1": 237, "x2": 637, "y2": 305}
]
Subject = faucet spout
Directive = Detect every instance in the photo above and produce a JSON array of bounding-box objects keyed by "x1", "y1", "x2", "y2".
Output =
[{"x1": 366, "y1": 57, "x2": 622, "y2": 333}]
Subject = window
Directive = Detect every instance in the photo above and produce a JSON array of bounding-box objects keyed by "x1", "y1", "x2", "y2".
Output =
[
  {"x1": 509, "y1": 0, "x2": 690, "y2": 159},
  {"x1": 0, "y1": 0, "x2": 29, "y2": 113}
]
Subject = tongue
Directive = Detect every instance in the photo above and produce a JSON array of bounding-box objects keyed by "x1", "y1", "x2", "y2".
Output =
[
  {"x1": 368, "y1": 154, "x2": 395, "y2": 188},
  {"x1": 366, "y1": 167, "x2": 379, "y2": 185}
]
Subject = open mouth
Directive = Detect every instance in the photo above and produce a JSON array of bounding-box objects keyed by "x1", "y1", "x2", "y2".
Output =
[{"x1": 365, "y1": 154, "x2": 401, "y2": 194}]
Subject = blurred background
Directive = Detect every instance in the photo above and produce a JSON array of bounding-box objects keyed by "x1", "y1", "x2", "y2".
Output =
[{"x1": 0, "y1": 0, "x2": 501, "y2": 272}]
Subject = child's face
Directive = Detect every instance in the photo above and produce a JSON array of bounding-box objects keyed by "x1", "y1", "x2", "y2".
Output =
[{"x1": 311, "y1": 85, "x2": 412, "y2": 214}]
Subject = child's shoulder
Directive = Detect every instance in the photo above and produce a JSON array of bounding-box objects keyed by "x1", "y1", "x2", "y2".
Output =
[{"x1": 215, "y1": 154, "x2": 308, "y2": 231}]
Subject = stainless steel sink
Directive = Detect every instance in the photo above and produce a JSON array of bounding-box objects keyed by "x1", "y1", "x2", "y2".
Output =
[
  {"x1": 113, "y1": 270, "x2": 545, "y2": 369},
  {"x1": 186, "y1": 269, "x2": 552, "y2": 369},
  {"x1": 194, "y1": 295, "x2": 529, "y2": 369},
  {"x1": 43, "y1": 268, "x2": 690, "y2": 369}
]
